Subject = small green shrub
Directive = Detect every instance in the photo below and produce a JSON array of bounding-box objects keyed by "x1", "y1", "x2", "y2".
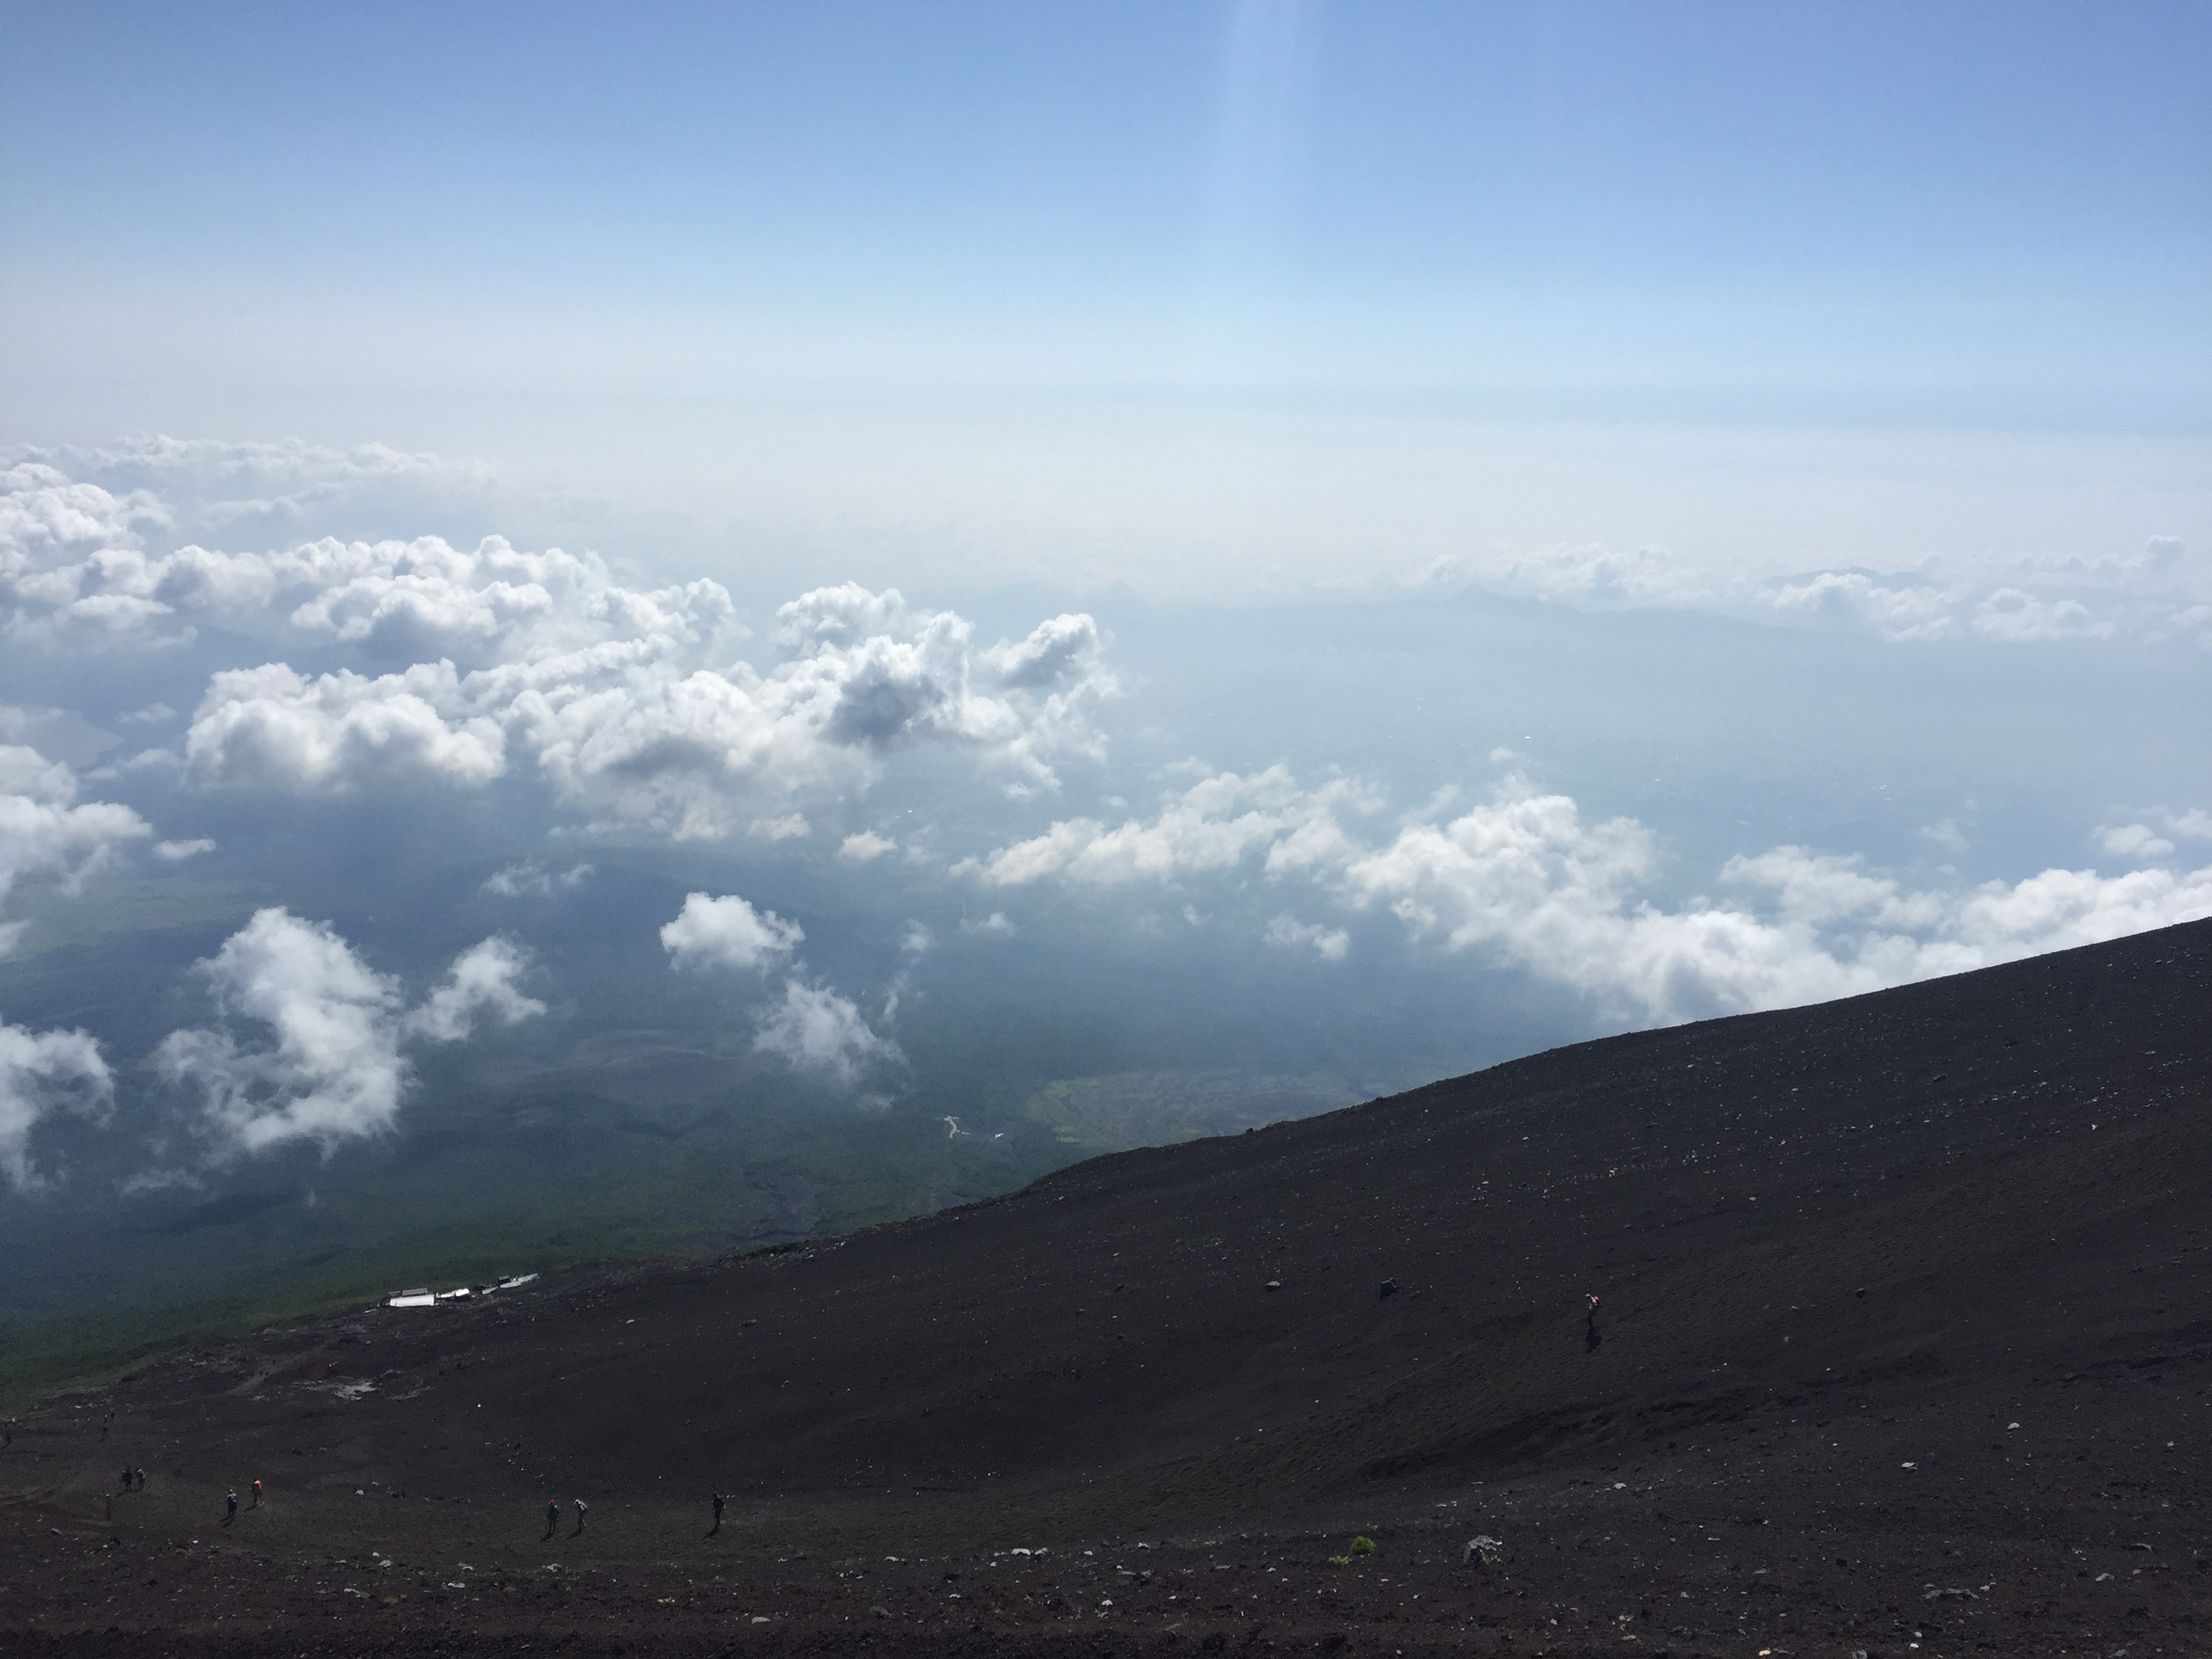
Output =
[
  {"x1": 1326, "y1": 1555, "x2": 1351, "y2": 1568},
  {"x1": 1348, "y1": 1535, "x2": 1376, "y2": 1557}
]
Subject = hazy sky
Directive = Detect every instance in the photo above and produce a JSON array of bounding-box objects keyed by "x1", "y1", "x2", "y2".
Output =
[
  {"x1": 1, "y1": 3, "x2": 2207, "y2": 1205},
  {"x1": 5, "y1": 1, "x2": 2207, "y2": 593}
]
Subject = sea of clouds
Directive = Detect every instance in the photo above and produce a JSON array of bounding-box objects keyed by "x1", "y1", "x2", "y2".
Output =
[{"x1": 2, "y1": 438, "x2": 2208, "y2": 1193}]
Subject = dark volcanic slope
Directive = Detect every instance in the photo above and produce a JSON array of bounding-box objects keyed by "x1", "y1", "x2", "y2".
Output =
[{"x1": 7, "y1": 918, "x2": 2212, "y2": 1657}]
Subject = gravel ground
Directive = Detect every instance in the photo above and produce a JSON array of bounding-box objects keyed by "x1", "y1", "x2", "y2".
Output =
[{"x1": 5, "y1": 919, "x2": 2209, "y2": 1657}]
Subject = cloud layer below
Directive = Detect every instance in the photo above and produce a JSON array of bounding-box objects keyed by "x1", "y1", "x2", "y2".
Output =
[
  {"x1": 975, "y1": 768, "x2": 2212, "y2": 1024},
  {"x1": 0, "y1": 1021, "x2": 112, "y2": 1190},
  {"x1": 660, "y1": 892, "x2": 900, "y2": 1090},
  {"x1": 155, "y1": 909, "x2": 544, "y2": 1156},
  {"x1": 3, "y1": 453, "x2": 1119, "y2": 842}
]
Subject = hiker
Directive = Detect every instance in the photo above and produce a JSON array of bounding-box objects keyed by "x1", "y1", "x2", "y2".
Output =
[
  {"x1": 134, "y1": 1467, "x2": 146, "y2": 1491},
  {"x1": 544, "y1": 1499, "x2": 559, "y2": 1539},
  {"x1": 225, "y1": 1488, "x2": 239, "y2": 1525},
  {"x1": 251, "y1": 1477, "x2": 262, "y2": 1508},
  {"x1": 711, "y1": 1492, "x2": 725, "y2": 1534},
  {"x1": 121, "y1": 1467, "x2": 132, "y2": 1490},
  {"x1": 573, "y1": 1498, "x2": 588, "y2": 1536}
]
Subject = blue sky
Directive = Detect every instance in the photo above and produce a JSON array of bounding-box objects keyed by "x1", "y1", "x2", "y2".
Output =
[
  {"x1": 7, "y1": 2, "x2": 2206, "y2": 411},
  {"x1": 6, "y1": 3, "x2": 2206, "y2": 600},
  {"x1": 1, "y1": 4, "x2": 2208, "y2": 1206}
]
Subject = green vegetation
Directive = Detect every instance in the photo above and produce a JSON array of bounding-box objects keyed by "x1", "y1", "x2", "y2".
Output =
[
  {"x1": 1348, "y1": 1536, "x2": 1376, "y2": 1557},
  {"x1": 0, "y1": 1063, "x2": 1086, "y2": 1414},
  {"x1": 0, "y1": 1027, "x2": 1376, "y2": 1414}
]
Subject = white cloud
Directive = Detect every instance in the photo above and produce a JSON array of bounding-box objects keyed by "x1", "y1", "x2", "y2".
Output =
[
  {"x1": 0, "y1": 1020, "x2": 112, "y2": 1190},
  {"x1": 899, "y1": 921, "x2": 935, "y2": 955},
  {"x1": 1972, "y1": 588, "x2": 2110, "y2": 642},
  {"x1": 2097, "y1": 823, "x2": 2176, "y2": 861},
  {"x1": 961, "y1": 911, "x2": 1016, "y2": 937},
  {"x1": 1418, "y1": 531, "x2": 2210, "y2": 647},
  {"x1": 9, "y1": 436, "x2": 485, "y2": 537},
  {"x1": 184, "y1": 661, "x2": 507, "y2": 792},
  {"x1": 656, "y1": 890, "x2": 899, "y2": 1092},
  {"x1": 659, "y1": 892, "x2": 804, "y2": 973},
  {"x1": 1757, "y1": 570, "x2": 1963, "y2": 642},
  {"x1": 481, "y1": 859, "x2": 594, "y2": 897},
  {"x1": 977, "y1": 768, "x2": 2212, "y2": 1024},
  {"x1": 5, "y1": 459, "x2": 1118, "y2": 836},
  {"x1": 1344, "y1": 790, "x2": 2212, "y2": 1021},
  {"x1": 403, "y1": 937, "x2": 546, "y2": 1043},
  {"x1": 2093, "y1": 810, "x2": 2212, "y2": 863},
  {"x1": 153, "y1": 838, "x2": 216, "y2": 861},
  {"x1": 155, "y1": 909, "x2": 543, "y2": 1157},
  {"x1": 1920, "y1": 818, "x2": 1969, "y2": 853},
  {"x1": 1264, "y1": 913, "x2": 1349, "y2": 960},
  {"x1": 178, "y1": 577, "x2": 1112, "y2": 838},
  {"x1": 966, "y1": 764, "x2": 1370, "y2": 887},
  {"x1": 1716, "y1": 847, "x2": 1950, "y2": 931},
  {"x1": 0, "y1": 442, "x2": 502, "y2": 646},
  {"x1": 840, "y1": 830, "x2": 896, "y2": 861},
  {"x1": 2160, "y1": 808, "x2": 2212, "y2": 842},
  {"x1": 0, "y1": 743, "x2": 153, "y2": 947},
  {"x1": 0, "y1": 742, "x2": 82, "y2": 808},
  {"x1": 1946, "y1": 863, "x2": 2212, "y2": 953},
  {"x1": 752, "y1": 979, "x2": 901, "y2": 1086}
]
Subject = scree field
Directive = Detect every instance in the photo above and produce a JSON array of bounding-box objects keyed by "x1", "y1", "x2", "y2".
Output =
[{"x1": 3, "y1": 920, "x2": 2209, "y2": 1658}]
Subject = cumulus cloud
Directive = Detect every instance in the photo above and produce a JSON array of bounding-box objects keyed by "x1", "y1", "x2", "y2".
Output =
[
  {"x1": 0, "y1": 440, "x2": 505, "y2": 645},
  {"x1": 975, "y1": 769, "x2": 2212, "y2": 1024},
  {"x1": 2094, "y1": 810, "x2": 2212, "y2": 863},
  {"x1": 966, "y1": 765, "x2": 1372, "y2": 887},
  {"x1": 178, "y1": 579, "x2": 1111, "y2": 836},
  {"x1": 184, "y1": 661, "x2": 507, "y2": 792},
  {"x1": 154, "y1": 909, "x2": 543, "y2": 1156},
  {"x1": 0, "y1": 1021, "x2": 113, "y2": 1190},
  {"x1": 0, "y1": 740, "x2": 154, "y2": 950},
  {"x1": 1757, "y1": 570, "x2": 1962, "y2": 642},
  {"x1": 1, "y1": 455, "x2": 1120, "y2": 832},
  {"x1": 1264, "y1": 913, "x2": 1349, "y2": 960},
  {"x1": 1344, "y1": 787, "x2": 2212, "y2": 1020},
  {"x1": 2097, "y1": 823, "x2": 2177, "y2": 861},
  {"x1": 840, "y1": 830, "x2": 896, "y2": 861},
  {"x1": 154, "y1": 838, "x2": 216, "y2": 861},
  {"x1": 752, "y1": 980, "x2": 901, "y2": 1086},
  {"x1": 659, "y1": 892, "x2": 805, "y2": 973},
  {"x1": 403, "y1": 937, "x2": 547, "y2": 1043},
  {"x1": 657, "y1": 890, "x2": 902, "y2": 1088},
  {"x1": 6, "y1": 457, "x2": 1119, "y2": 836}
]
